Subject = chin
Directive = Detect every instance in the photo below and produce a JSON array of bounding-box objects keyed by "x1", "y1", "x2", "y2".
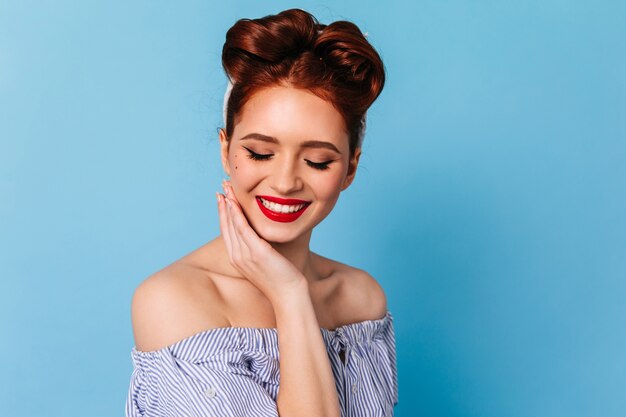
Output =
[{"x1": 251, "y1": 223, "x2": 305, "y2": 244}]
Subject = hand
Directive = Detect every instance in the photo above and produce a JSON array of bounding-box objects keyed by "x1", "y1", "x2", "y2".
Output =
[{"x1": 216, "y1": 180, "x2": 307, "y2": 304}]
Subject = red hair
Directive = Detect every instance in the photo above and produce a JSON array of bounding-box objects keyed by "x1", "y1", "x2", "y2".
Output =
[{"x1": 221, "y1": 8, "x2": 386, "y2": 157}]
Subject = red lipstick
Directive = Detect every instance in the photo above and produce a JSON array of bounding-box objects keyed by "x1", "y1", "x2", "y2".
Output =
[
  {"x1": 256, "y1": 195, "x2": 311, "y2": 223},
  {"x1": 257, "y1": 195, "x2": 310, "y2": 205}
]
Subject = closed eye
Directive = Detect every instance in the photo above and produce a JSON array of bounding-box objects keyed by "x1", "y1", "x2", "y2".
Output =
[
  {"x1": 243, "y1": 146, "x2": 334, "y2": 171},
  {"x1": 305, "y1": 160, "x2": 332, "y2": 171},
  {"x1": 243, "y1": 147, "x2": 272, "y2": 161}
]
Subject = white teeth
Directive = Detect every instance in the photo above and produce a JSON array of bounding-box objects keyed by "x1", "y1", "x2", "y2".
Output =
[{"x1": 259, "y1": 198, "x2": 306, "y2": 214}]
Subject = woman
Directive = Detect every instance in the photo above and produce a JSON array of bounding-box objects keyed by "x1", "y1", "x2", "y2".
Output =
[{"x1": 126, "y1": 8, "x2": 398, "y2": 417}]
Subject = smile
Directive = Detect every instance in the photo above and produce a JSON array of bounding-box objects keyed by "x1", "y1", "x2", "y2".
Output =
[
  {"x1": 259, "y1": 197, "x2": 306, "y2": 213},
  {"x1": 256, "y1": 196, "x2": 311, "y2": 223}
]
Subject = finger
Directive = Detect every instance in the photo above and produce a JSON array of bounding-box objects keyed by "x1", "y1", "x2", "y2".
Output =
[
  {"x1": 226, "y1": 197, "x2": 272, "y2": 263},
  {"x1": 221, "y1": 182, "x2": 242, "y2": 262},
  {"x1": 223, "y1": 182, "x2": 272, "y2": 268},
  {"x1": 224, "y1": 182, "x2": 256, "y2": 240},
  {"x1": 222, "y1": 195, "x2": 243, "y2": 271},
  {"x1": 224, "y1": 180, "x2": 244, "y2": 210},
  {"x1": 225, "y1": 197, "x2": 244, "y2": 263},
  {"x1": 216, "y1": 193, "x2": 234, "y2": 255},
  {"x1": 226, "y1": 196, "x2": 260, "y2": 263},
  {"x1": 223, "y1": 181, "x2": 249, "y2": 251}
]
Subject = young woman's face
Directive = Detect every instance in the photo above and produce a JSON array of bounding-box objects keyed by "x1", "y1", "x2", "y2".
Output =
[{"x1": 220, "y1": 85, "x2": 361, "y2": 243}]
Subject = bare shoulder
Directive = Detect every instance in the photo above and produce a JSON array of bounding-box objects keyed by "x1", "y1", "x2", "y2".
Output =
[
  {"x1": 341, "y1": 266, "x2": 388, "y2": 321},
  {"x1": 131, "y1": 262, "x2": 228, "y2": 352},
  {"x1": 315, "y1": 254, "x2": 388, "y2": 324}
]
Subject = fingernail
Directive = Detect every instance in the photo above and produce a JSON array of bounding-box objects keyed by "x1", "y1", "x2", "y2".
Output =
[{"x1": 216, "y1": 192, "x2": 221, "y2": 203}]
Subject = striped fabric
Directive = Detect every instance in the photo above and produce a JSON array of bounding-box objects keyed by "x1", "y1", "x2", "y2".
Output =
[{"x1": 126, "y1": 311, "x2": 398, "y2": 417}]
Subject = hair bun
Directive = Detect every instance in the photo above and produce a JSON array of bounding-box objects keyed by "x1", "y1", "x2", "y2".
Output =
[
  {"x1": 221, "y1": 8, "x2": 386, "y2": 156},
  {"x1": 222, "y1": 9, "x2": 320, "y2": 82},
  {"x1": 314, "y1": 21, "x2": 385, "y2": 111}
]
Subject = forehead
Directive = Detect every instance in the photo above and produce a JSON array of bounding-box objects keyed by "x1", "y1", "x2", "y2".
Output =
[{"x1": 233, "y1": 86, "x2": 349, "y2": 150}]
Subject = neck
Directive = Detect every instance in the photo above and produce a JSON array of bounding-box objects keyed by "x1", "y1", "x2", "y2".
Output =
[{"x1": 268, "y1": 229, "x2": 316, "y2": 282}]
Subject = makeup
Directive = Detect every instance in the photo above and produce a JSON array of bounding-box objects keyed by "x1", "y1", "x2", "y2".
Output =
[{"x1": 256, "y1": 195, "x2": 311, "y2": 223}]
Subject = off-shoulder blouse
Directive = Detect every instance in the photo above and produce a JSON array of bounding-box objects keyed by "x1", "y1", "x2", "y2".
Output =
[{"x1": 125, "y1": 311, "x2": 398, "y2": 416}]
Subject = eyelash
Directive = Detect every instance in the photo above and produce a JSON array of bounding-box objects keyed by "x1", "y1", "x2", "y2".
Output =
[{"x1": 242, "y1": 147, "x2": 333, "y2": 171}]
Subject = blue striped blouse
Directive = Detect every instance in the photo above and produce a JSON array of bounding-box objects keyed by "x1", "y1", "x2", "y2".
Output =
[{"x1": 126, "y1": 310, "x2": 398, "y2": 417}]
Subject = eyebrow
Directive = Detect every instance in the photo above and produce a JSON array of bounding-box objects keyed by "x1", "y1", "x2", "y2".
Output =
[{"x1": 239, "y1": 133, "x2": 342, "y2": 154}]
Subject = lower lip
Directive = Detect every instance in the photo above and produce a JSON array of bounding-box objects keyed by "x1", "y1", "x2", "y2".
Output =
[{"x1": 256, "y1": 197, "x2": 310, "y2": 223}]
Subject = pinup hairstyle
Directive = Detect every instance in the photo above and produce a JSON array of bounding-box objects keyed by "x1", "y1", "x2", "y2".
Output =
[{"x1": 221, "y1": 8, "x2": 386, "y2": 158}]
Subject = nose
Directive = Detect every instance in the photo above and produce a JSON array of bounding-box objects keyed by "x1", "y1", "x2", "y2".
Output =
[{"x1": 270, "y1": 157, "x2": 303, "y2": 195}]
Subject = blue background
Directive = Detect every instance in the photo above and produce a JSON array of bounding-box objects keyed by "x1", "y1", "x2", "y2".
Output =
[{"x1": 1, "y1": 1, "x2": 624, "y2": 416}]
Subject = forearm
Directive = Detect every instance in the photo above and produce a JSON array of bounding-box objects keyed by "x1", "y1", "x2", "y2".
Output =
[{"x1": 272, "y1": 281, "x2": 341, "y2": 417}]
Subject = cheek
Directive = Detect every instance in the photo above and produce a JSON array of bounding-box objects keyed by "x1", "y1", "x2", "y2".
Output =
[
  {"x1": 229, "y1": 152, "x2": 257, "y2": 185},
  {"x1": 309, "y1": 172, "x2": 344, "y2": 201}
]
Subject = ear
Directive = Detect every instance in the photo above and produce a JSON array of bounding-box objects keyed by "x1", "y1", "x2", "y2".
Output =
[
  {"x1": 341, "y1": 147, "x2": 362, "y2": 191},
  {"x1": 219, "y1": 128, "x2": 232, "y2": 177}
]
